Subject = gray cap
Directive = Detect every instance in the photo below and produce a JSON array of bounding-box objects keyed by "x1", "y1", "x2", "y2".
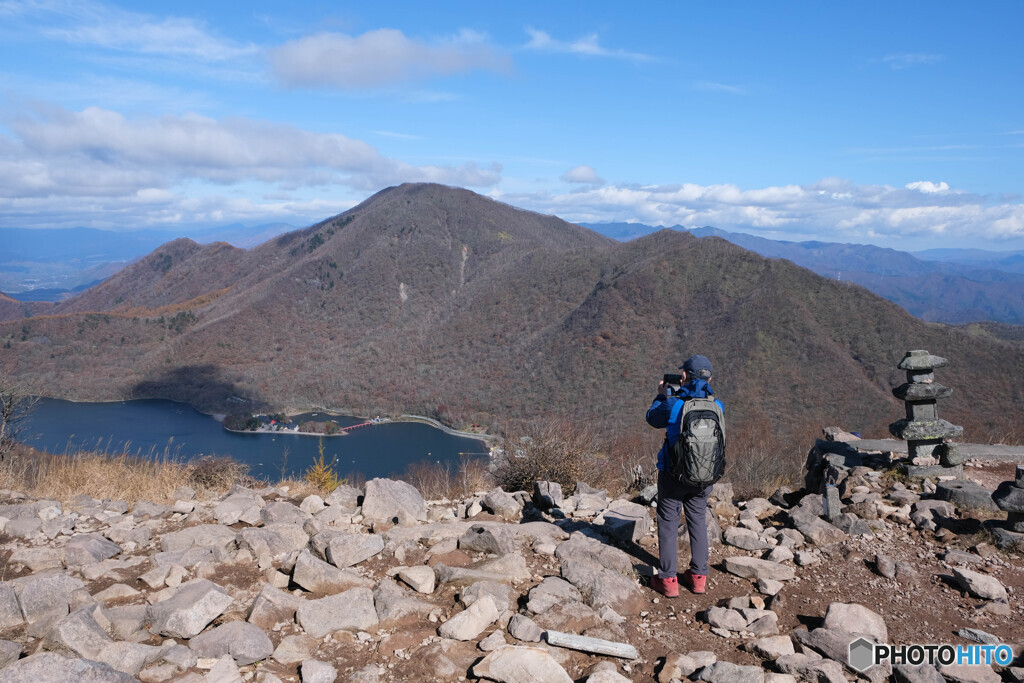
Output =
[{"x1": 679, "y1": 354, "x2": 713, "y2": 378}]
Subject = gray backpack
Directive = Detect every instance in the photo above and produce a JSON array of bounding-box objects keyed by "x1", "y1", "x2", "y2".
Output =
[{"x1": 667, "y1": 397, "x2": 726, "y2": 487}]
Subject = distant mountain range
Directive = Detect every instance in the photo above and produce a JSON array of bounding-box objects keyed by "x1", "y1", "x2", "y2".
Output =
[
  {"x1": 0, "y1": 223, "x2": 294, "y2": 301},
  {"x1": 582, "y1": 223, "x2": 1024, "y2": 325},
  {"x1": 3, "y1": 183, "x2": 1022, "y2": 445}
]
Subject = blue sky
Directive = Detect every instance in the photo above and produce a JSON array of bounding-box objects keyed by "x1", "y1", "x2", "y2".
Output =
[{"x1": 1, "y1": 1, "x2": 1022, "y2": 250}]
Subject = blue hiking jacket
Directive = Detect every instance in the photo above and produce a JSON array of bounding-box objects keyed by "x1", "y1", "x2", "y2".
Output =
[{"x1": 646, "y1": 378, "x2": 724, "y2": 471}]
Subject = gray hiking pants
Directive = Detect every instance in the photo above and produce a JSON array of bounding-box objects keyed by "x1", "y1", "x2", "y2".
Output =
[{"x1": 656, "y1": 469, "x2": 712, "y2": 577}]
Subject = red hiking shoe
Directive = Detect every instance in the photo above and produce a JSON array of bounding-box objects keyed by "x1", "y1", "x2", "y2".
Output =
[
  {"x1": 650, "y1": 575, "x2": 679, "y2": 598},
  {"x1": 681, "y1": 569, "x2": 707, "y2": 594}
]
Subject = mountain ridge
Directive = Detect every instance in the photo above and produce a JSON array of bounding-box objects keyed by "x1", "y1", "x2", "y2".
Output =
[{"x1": 2, "y1": 183, "x2": 1023, "y2": 445}]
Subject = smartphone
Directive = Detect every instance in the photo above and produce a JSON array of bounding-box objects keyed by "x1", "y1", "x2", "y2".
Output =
[{"x1": 663, "y1": 373, "x2": 682, "y2": 386}]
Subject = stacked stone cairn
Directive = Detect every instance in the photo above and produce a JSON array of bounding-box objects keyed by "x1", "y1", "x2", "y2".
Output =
[
  {"x1": 989, "y1": 464, "x2": 1024, "y2": 549},
  {"x1": 889, "y1": 350, "x2": 964, "y2": 479}
]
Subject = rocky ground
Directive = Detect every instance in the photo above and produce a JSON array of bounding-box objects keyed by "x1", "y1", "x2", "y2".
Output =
[{"x1": 0, "y1": 436, "x2": 1022, "y2": 683}]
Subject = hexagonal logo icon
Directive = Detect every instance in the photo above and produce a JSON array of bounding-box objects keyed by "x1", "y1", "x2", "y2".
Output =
[{"x1": 848, "y1": 637, "x2": 875, "y2": 672}]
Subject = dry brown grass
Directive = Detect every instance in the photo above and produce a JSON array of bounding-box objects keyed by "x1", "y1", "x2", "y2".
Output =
[
  {"x1": 399, "y1": 454, "x2": 494, "y2": 500},
  {"x1": 0, "y1": 443, "x2": 252, "y2": 504}
]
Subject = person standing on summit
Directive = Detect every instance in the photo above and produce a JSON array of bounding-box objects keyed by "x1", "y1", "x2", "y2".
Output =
[{"x1": 645, "y1": 354, "x2": 725, "y2": 597}]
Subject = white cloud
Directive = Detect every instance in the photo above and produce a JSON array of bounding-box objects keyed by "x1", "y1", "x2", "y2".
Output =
[
  {"x1": 270, "y1": 28, "x2": 509, "y2": 89},
  {"x1": 0, "y1": 103, "x2": 501, "y2": 227},
  {"x1": 882, "y1": 53, "x2": 944, "y2": 70},
  {"x1": 523, "y1": 27, "x2": 652, "y2": 61},
  {"x1": 0, "y1": 0, "x2": 256, "y2": 61},
  {"x1": 506, "y1": 179, "x2": 1024, "y2": 245},
  {"x1": 561, "y1": 165, "x2": 604, "y2": 185},
  {"x1": 905, "y1": 180, "x2": 949, "y2": 194}
]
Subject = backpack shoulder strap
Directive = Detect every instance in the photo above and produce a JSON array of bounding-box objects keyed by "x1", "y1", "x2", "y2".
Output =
[{"x1": 666, "y1": 397, "x2": 686, "y2": 442}]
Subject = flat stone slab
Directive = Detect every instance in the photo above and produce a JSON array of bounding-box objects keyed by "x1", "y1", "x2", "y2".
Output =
[
  {"x1": 722, "y1": 556, "x2": 795, "y2": 582},
  {"x1": 146, "y1": 579, "x2": 234, "y2": 638},
  {"x1": 935, "y1": 480, "x2": 999, "y2": 512},
  {"x1": 296, "y1": 587, "x2": 378, "y2": 638},
  {"x1": 898, "y1": 351, "x2": 948, "y2": 371},
  {"x1": 188, "y1": 621, "x2": 274, "y2": 666},
  {"x1": 0, "y1": 652, "x2": 136, "y2": 682}
]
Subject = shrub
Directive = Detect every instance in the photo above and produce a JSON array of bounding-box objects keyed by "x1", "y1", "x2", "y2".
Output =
[
  {"x1": 492, "y1": 422, "x2": 599, "y2": 493},
  {"x1": 187, "y1": 454, "x2": 248, "y2": 491},
  {"x1": 304, "y1": 439, "x2": 342, "y2": 493}
]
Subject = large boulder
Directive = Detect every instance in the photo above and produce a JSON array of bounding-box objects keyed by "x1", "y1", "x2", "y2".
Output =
[
  {"x1": 322, "y1": 531, "x2": 385, "y2": 568},
  {"x1": 146, "y1": 579, "x2": 234, "y2": 638},
  {"x1": 361, "y1": 478, "x2": 427, "y2": 526},
  {"x1": 16, "y1": 573, "x2": 85, "y2": 624},
  {"x1": 188, "y1": 621, "x2": 274, "y2": 666},
  {"x1": 596, "y1": 499, "x2": 652, "y2": 543},
  {"x1": 471, "y1": 645, "x2": 574, "y2": 683},
  {"x1": 292, "y1": 549, "x2": 372, "y2": 594},
  {"x1": 296, "y1": 587, "x2": 378, "y2": 638},
  {"x1": 437, "y1": 595, "x2": 499, "y2": 641},
  {"x1": 0, "y1": 652, "x2": 135, "y2": 683},
  {"x1": 822, "y1": 602, "x2": 888, "y2": 642},
  {"x1": 160, "y1": 524, "x2": 237, "y2": 553}
]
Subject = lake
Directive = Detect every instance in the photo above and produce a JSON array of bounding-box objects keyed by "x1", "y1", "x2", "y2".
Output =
[{"x1": 22, "y1": 398, "x2": 491, "y2": 482}]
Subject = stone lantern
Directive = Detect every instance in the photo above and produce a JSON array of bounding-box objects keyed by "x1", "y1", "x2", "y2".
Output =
[{"x1": 889, "y1": 350, "x2": 964, "y2": 478}]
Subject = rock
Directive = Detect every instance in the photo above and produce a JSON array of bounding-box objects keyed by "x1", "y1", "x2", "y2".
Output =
[
  {"x1": 43, "y1": 606, "x2": 113, "y2": 659},
  {"x1": 247, "y1": 584, "x2": 303, "y2": 630},
  {"x1": 757, "y1": 578, "x2": 784, "y2": 596},
  {"x1": 373, "y1": 578, "x2": 434, "y2": 622},
  {"x1": 951, "y1": 567, "x2": 1008, "y2": 602},
  {"x1": 0, "y1": 651, "x2": 136, "y2": 682},
  {"x1": 956, "y1": 628, "x2": 1001, "y2": 645},
  {"x1": 324, "y1": 484, "x2": 361, "y2": 509},
  {"x1": 822, "y1": 602, "x2": 888, "y2": 641},
  {"x1": 214, "y1": 490, "x2": 263, "y2": 525},
  {"x1": 560, "y1": 557, "x2": 646, "y2": 616},
  {"x1": 936, "y1": 480, "x2": 999, "y2": 512},
  {"x1": 160, "y1": 524, "x2": 237, "y2": 553},
  {"x1": 0, "y1": 639, "x2": 22, "y2": 668},
  {"x1": 0, "y1": 583, "x2": 24, "y2": 629},
  {"x1": 527, "y1": 577, "x2": 582, "y2": 615},
  {"x1": 745, "y1": 635, "x2": 794, "y2": 660},
  {"x1": 724, "y1": 526, "x2": 769, "y2": 551},
  {"x1": 9, "y1": 547, "x2": 64, "y2": 572},
  {"x1": 597, "y1": 499, "x2": 652, "y2": 543},
  {"x1": 146, "y1": 579, "x2": 234, "y2": 638},
  {"x1": 765, "y1": 546, "x2": 794, "y2": 564},
  {"x1": 875, "y1": 553, "x2": 897, "y2": 578},
  {"x1": 533, "y1": 481, "x2": 563, "y2": 511},
  {"x1": 261, "y1": 501, "x2": 312, "y2": 525},
  {"x1": 435, "y1": 552, "x2": 531, "y2": 586},
  {"x1": 204, "y1": 654, "x2": 242, "y2": 683},
  {"x1": 93, "y1": 583, "x2": 141, "y2": 602},
  {"x1": 17, "y1": 573, "x2": 85, "y2": 623},
  {"x1": 438, "y1": 594, "x2": 499, "y2": 641},
  {"x1": 237, "y1": 523, "x2": 309, "y2": 560},
  {"x1": 471, "y1": 645, "x2": 574, "y2": 683},
  {"x1": 361, "y1": 478, "x2": 427, "y2": 526},
  {"x1": 480, "y1": 630, "x2": 508, "y2": 651},
  {"x1": 397, "y1": 565, "x2": 436, "y2": 594},
  {"x1": 301, "y1": 659, "x2": 338, "y2": 683},
  {"x1": 893, "y1": 664, "x2": 946, "y2": 682},
  {"x1": 95, "y1": 642, "x2": 160, "y2": 676},
  {"x1": 461, "y1": 580, "x2": 514, "y2": 613},
  {"x1": 459, "y1": 524, "x2": 517, "y2": 556},
  {"x1": 696, "y1": 660, "x2": 766, "y2": 682},
  {"x1": 937, "y1": 662, "x2": 1002, "y2": 683},
  {"x1": 271, "y1": 634, "x2": 314, "y2": 665},
  {"x1": 188, "y1": 621, "x2": 274, "y2": 666},
  {"x1": 993, "y1": 480, "x2": 1024, "y2": 513},
  {"x1": 722, "y1": 556, "x2": 795, "y2": 581},
  {"x1": 508, "y1": 614, "x2": 543, "y2": 642},
  {"x1": 292, "y1": 548, "x2": 372, "y2": 594},
  {"x1": 322, "y1": 531, "x2": 385, "y2": 568},
  {"x1": 658, "y1": 653, "x2": 697, "y2": 682},
  {"x1": 296, "y1": 586, "x2": 378, "y2": 638},
  {"x1": 299, "y1": 494, "x2": 325, "y2": 515},
  {"x1": 705, "y1": 606, "x2": 748, "y2": 631},
  {"x1": 786, "y1": 508, "x2": 848, "y2": 546},
  {"x1": 483, "y1": 488, "x2": 523, "y2": 520}
]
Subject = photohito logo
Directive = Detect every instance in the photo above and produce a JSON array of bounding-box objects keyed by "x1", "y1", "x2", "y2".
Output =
[{"x1": 848, "y1": 637, "x2": 1013, "y2": 672}]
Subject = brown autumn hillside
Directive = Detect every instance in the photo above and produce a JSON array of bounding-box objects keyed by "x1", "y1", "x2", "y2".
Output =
[{"x1": 2, "y1": 182, "x2": 1023, "y2": 443}]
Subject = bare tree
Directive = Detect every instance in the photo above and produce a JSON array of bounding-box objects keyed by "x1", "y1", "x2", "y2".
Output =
[{"x1": 0, "y1": 374, "x2": 38, "y2": 459}]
